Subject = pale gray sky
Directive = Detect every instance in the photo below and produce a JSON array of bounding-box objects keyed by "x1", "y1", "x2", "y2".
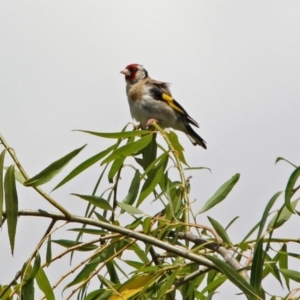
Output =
[{"x1": 1, "y1": 1, "x2": 300, "y2": 299}]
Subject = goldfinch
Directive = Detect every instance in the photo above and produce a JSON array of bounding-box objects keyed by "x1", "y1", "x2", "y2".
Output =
[{"x1": 120, "y1": 64, "x2": 207, "y2": 149}]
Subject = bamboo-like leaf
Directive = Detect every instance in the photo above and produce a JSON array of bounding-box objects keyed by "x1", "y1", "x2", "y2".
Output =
[
  {"x1": 138, "y1": 155, "x2": 168, "y2": 206},
  {"x1": 108, "y1": 157, "x2": 125, "y2": 183},
  {"x1": 64, "y1": 260, "x2": 100, "y2": 290},
  {"x1": 21, "y1": 279, "x2": 34, "y2": 300},
  {"x1": 284, "y1": 166, "x2": 300, "y2": 213},
  {"x1": 256, "y1": 191, "x2": 282, "y2": 239},
  {"x1": 4, "y1": 165, "x2": 18, "y2": 254},
  {"x1": 68, "y1": 228, "x2": 107, "y2": 235},
  {"x1": 184, "y1": 166, "x2": 211, "y2": 171},
  {"x1": 118, "y1": 202, "x2": 144, "y2": 215},
  {"x1": 279, "y1": 244, "x2": 289, "y2": 289},
  {"x1": 102, "y1": 134, "x2": 152, "y2": 165},
  {"x1": 53, "y1": 145, "x2": 116, "y2": 191},
  {"x1": 204, "y1": 255, "x2": 259, "y2": 298},
  {"x1": 275, "y1": 157, "x2": 297, "y2": 168},
  {"x1": 52, "y1": 239, "x2": 98, "y2": 251},
  {"x1": 279, "y1": 269, "x2": 300, "y2": 282},
  {"x1": 46, "y1": 236, "x2": 52, "y2": 266},
  {"x1": 35, "y1": 267, "x2": 55, "y2": 300},
  {"x1": 225, "y1": 216, "x2": 240, "y2": 231},
  {"x1": 24, "y1": 145, "x2": 86, "y2": 186},
  {"x1": 122, "y1": 169, "x2": 140, "y2": 208},
  {"x1": 0, "y1": 150, "x2": 6, "y2": 226},
  {"x1": 158, "y1": 268, "x2": 180, "y2": 299},
  {"x1": 250, "y1": 239, "x2": 264, "y2": 293},
  {"x1": 77, "y1": 129, "x2": 151, "y2": 139},
  {"x1": 207, "y1": 216, "x2": 232, "y2": 246},
  {"x1": 141, "y1": 133, "x2": 157, "y2": 170},
  {"x1": 72, "y1": 194, "x2": 112, "y2": 211},
  {"x1": 167, "y1": 131, "x2": 188, "y2": 165},
  {"x1": 268, "y1": 199, "x2": 299, "y2": 229},
  {"x1": 198, "y1": 174, "x2": 240, "y2": 214}
]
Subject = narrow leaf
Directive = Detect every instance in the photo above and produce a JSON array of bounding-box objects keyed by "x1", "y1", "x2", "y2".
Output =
[
  {"x1": 279, "y1": 269, "x2": 300, "y2": 282},
  {"x1": 35, "y1": 267, "x2": 55, "y2": 300},
  {"x1": 284, "y1": 166, "x2": 300, "y2": 213},
  {"x1": 268, "y1": 199, "x2": 299, "y2": 229},
  {"x1": 275, "y1": 157, "x2": 297, "y2": 168},
  {"x1": 102, "y1": 135, "x2": 152, "y2": 165},
  {"x1": 77, "y1": 129, "x2": 150, "y2": 139},
  {"x1": 46, "y1": 236, "x2": 52, "y2": 266},
  {"x1": 122, "y1": 170, "x2": 140, "y2": 208},
  {"x1": 53, "y1": 145, "x2": 116, "y2": 191},
  {"x1": 167, "y1": 131, "x2": 188, "y2": 165},
  {"x1": 108, "y1": 157, "x2": 125, "y2": 183},
  {"x1": 250, "y1": 239, "x2": 264, "y2": 292},
  {"x1": 204, "y1": 255, "x2": 258, "y2": 298},
  {"x1": 24, "y1": 145, "x2": 86, "y2": 186},
  {"x1": 4, "y1": 165, "x2": 18, "y2": 254},
  {"x1": 0, "y1": 150, "x2": 6, "y2": 226},
  {"x1": 207, "y1": 216, "x2": 232, "y2": 246},
  {"x1": 118, "y1": 202, "x2": 144, "y2": 215},
  {"x1": 72, "y1": 194, "x2": 112, "y2": 211},
  {"x1": 198, "y1": 174, "x2": 240, "y2": 214}
]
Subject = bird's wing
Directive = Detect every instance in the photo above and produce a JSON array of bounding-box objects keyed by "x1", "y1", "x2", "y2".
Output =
[{"x1": 146, "y1": 80, "x2": 199, "y2": 128}]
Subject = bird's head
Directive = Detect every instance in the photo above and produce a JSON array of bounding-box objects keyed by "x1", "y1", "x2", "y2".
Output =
[{"x1": 120, "y1": 64, "x2": 148, "y2": 83}]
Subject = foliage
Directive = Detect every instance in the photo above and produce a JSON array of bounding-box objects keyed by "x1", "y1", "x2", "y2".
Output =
[{"x1": 0, "y1": 124, "x2": 300, "y2": 300}]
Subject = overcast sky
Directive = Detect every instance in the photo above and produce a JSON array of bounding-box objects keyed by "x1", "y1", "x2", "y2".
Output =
[{"x1": 1, "y1": 1, "x2": 300, "y2": 299}]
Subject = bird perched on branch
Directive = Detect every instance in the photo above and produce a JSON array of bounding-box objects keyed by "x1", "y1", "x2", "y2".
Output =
[{"x1": 120, "y1": 64, "x2": 207, "y2": 149}]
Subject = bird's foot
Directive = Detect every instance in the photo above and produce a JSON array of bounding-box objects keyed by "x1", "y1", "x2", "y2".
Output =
[{"x1": 146, "y1": 118, "x2": 159, "y2": 127}]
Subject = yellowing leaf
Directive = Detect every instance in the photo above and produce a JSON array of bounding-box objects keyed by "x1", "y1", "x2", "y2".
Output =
[{"x1": 108, "y1": 275, "x2": 153, "y2": 300}]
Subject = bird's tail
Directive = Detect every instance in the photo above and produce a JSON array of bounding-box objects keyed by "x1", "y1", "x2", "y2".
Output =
[{"x1": 186, "y1": 125, "x2": 207, "y2": 149}]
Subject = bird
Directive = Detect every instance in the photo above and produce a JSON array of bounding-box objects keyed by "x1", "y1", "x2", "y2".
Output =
[{"x1": 120, "y1": 64, "x2": 207, "y2": 149}]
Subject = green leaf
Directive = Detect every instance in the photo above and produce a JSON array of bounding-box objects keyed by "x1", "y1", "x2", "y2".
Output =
[
  {"x1": 68, "y1": 228, "x2": 107, "y2": 235},
  {"x1": 256, "y1": 192, "x2": 282, "y2": 240},
  {"x1": 46, "y1": 236, "x2": 52, "y2": 266},
  {"x1": 102, "y1": 134, "x2": 152, "y2": 165},
  {"x1": 0, "y1": 150, "x2": 6, "y2": 226},
  {"x1": 250, "y1": 239, "x2": 264, "y2": 293},
  {"x1": 167, "y1": 131, "x2": 188, "y2": 165},
  {"x1": 64, "y1": 259, "x2": 100, "y2": 290},
  {"x1": 53, "y1": 145, "x2": 116, "y2": 191},
  {"x1": 198, "y1": 174, "x2": 240, "y2": 214},
  {"x1": 138, "y1": 156, "x2": 168, "y2": 206},
  {"x1": 118, "y1": 202, "x2": 144, "y2": 215},
  {"x1": 204, "y1": 255, "x2": 258, "y2": 298},
  {"x1": 21, "y1": 279, "x2": 34, "y2": 300},
  {"x1": 157, "y1": 268, "x2": 180, "y2": 299},
  {"x1": 284, "y1": 166, "x2": 300, "y2": 213},
  {"x1": 77, "y1": 129, "x2": 151, "y2": 139},
  {"x1": 30, "y1": 253, "x2": 41, "y2": 280},
  {"x1": 72, "y1": 194, "x2": 113, "y2": 211},
  {"x1": 4, "y1": 165, "x2": 18, "y2": 254},
  {"x1": 207, "y1": 216, "x2": 232, "y2": 246},
  {"x1": 24, "y1": 145, "x2": 86, "y2": 186},
  {"x1": 141, "y1": 133, "x2": 157, "y2": 170},
  {"x1": 184, "y1": 166, "x2": 211, "y2": 171},
  {"x1": 35, "y1": 267, "x2": 55, "y2": 300},
  {"x1": 275, "y1": 157, "x2": 297, "y2": 168},
  {"x1": 52, "y1": 239, "x2": 98, "y2": 251},
  {"x1": 268, "y1": 199, "x2": 299, "y2": 229},
  {"x1": 122, "y1": 170, "x2": 141, "y2": 209},
  {"x1": 279, "y1": 269, "x2": 300, "y2": 282},
  {"x1": 225, "y1": 216, "x2": 240, "y2": 231},
  {"x1": 279, "y1": 244, "x2": 289, "y2": 289},
  {"x1": 108, "y1": 157, "x2": 125, "y2": 183}
]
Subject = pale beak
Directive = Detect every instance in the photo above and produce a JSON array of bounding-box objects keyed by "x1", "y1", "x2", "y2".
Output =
[{"x1": 120, "y1": 69, "x2": 131, "y2": 76}]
